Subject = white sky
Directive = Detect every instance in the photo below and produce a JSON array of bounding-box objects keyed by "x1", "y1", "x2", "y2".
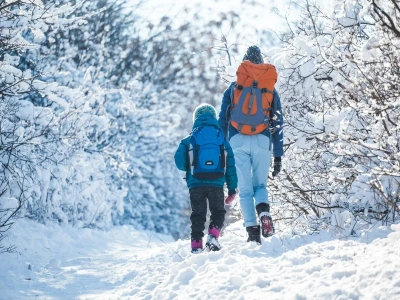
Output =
[
  {"x1": 135, "y1": 0, "x2": 288, "y2": 32},
  {"x1": 131, "y1": 0, "x2": 293, "y2": 63}
]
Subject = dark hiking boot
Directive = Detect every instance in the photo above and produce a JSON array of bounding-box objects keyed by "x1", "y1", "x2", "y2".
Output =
[
  {"x1": 259, "y1": 212, "x2": 275, "y2": 237},
  {"x1": 256, "y1": 203, "x2": 275, "y2": 237},
  {"x1": 256, "y1": 203, "x2": 270, "y2": 215},
  {"x1": 246, "y1": 225, "x2": 261, "y2": 245}
]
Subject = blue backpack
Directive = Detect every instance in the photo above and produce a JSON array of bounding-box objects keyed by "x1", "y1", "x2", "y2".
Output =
[{"x1": 189, "y1": 126, "x2": 226, "y2": 180}]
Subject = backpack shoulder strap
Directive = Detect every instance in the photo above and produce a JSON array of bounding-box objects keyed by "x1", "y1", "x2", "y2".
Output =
[{"x1": 230, "y1": 83, "x2": 235, "y2": 103}]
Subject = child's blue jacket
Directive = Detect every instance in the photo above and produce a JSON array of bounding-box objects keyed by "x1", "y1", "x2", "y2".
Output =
[{"x1": 174, "y1": 113, "x2": 238, "y2": 191}]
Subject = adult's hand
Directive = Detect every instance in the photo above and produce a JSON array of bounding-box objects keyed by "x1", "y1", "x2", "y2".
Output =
[{"x1": 272, "y1": 157, "x2": 282, "y2": 177}]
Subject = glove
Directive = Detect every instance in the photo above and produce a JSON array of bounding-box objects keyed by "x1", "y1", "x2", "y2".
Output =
[
  {"x1": 272, "y1": 157, "x2": 282, "y2": 177},
  {"x1": 224, "y1": 189, "x2": 237, "y2": 205}
]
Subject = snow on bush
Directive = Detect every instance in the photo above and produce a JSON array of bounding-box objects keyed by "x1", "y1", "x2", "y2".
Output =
[
  {"x1": 0, "y1": 1, "x2": 127, "y2": 241},
  {"x1": 265, "y1": 0, "x2": 400, "y2": 235}
]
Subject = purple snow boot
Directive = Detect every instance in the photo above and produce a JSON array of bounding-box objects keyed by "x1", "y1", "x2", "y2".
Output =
[
  {"x1": 206, "y1": 227, "x2": 221, "y2": 251},
  {"x1": 191, "y1": 239, "x2": 203, "y2": 254}
]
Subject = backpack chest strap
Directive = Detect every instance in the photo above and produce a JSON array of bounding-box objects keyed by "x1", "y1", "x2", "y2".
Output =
[
  {"x1": 235, "y1": 84, "x2": 274, "y2": 94},
  {"x1": 261, "y1": 88, "x2": 274, "y2": 94}
]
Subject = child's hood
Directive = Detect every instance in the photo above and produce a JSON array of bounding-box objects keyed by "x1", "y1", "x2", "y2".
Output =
[{"x1": 192, "y1": 112, "x2": 220, "y2": 130}]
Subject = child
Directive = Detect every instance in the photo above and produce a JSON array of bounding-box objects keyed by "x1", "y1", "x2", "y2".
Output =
[{"x1": 174, "y1": 104, "x2": 238, "y2": 253}]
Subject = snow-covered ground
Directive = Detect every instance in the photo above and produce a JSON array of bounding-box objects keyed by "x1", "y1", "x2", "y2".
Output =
[{"x1": 2, "y1": 219, "x2": 400, "y2": 299}]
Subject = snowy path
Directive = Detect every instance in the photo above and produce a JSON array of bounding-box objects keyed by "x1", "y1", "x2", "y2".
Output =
[{"x1": 2, "y1": 220, "x2": 400, "y2": 299}]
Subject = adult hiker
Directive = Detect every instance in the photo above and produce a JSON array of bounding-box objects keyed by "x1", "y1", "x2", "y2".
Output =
[{"x1": 218, "y1": 45, "x2": 284, "y2": 244}]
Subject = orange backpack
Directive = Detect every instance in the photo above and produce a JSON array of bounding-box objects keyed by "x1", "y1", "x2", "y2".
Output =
[{"x1": 230, "y1": 61, "x2": 278, "y2": 135}]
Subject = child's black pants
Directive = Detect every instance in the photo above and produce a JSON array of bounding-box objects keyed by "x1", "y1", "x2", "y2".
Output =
[{"x1": 189, "y1": 186, "x2": 226, "y2": 241}]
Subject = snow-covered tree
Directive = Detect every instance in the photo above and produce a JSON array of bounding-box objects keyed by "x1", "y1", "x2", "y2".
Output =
[
  {"x1": 268, "y1": 0, "x2": 400, "y2": 235},
  {"x1": 0, "y1": 0, "x2": 103, "y2": 251}
]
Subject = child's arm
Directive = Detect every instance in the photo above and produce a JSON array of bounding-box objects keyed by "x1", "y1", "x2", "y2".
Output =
[
  {"x1": 224, "y1": 140, "x2": 238, "y2": 193},
  {"x1": 174, "y1": 138, "x2": 189, "y2": 171}
]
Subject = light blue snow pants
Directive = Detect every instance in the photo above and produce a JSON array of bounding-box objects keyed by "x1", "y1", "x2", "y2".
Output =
[{"x1": 229, "y1": 133, "x2": 272, "y2": 227}]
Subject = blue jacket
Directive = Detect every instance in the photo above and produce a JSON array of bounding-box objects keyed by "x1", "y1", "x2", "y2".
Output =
[
  {"x1": 218, "y1": 82, "x2": 284, "y2": 157},
  {"x1": 174, "y1": 113, "x2": 238, "y2": 190}
]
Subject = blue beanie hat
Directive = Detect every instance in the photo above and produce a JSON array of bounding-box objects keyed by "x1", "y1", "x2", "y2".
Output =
[
  {"x1": 193, "y1": 103, "x2": 217, "y2": 122},
  {"x1": 243, "y1": 45, "x2": 264, "y2": 64}
]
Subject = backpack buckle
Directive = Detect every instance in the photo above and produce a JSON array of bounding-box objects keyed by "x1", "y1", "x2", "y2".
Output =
[{"x1": 250, "y1": 81, "x2": 258, "y2": 95}]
